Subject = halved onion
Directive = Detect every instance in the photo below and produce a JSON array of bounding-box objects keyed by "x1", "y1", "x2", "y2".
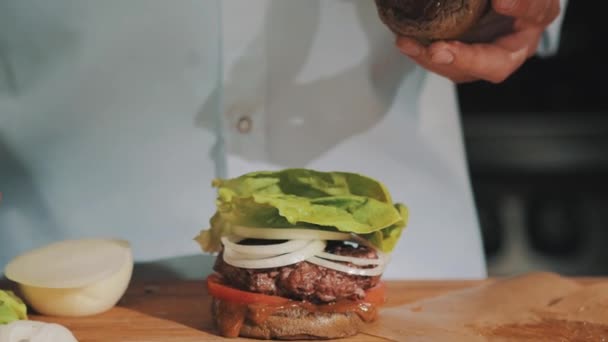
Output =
[
  {"x1": 232, "y1": 226, "x2": 353, "y2": 241},
  {"x1": 4, "y1": 238, "x2": 133, "y2": 317},
  {"x1": 307, "y1": 256, "x2": 386, "y2": 276},
  {"x1": 223, "y1": 240, "x2": 326, "y2": 269},
  {"x1": 220, "y1": 236, "x2": 310, "y2": 257}
]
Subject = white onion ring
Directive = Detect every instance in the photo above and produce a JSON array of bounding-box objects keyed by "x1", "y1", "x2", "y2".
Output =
[
  {"x1": 220, "y1": 236, "x2": 310, "y2": 257},
  {"x1": 232, "y1": 226, "x2": 352, "y2": 241},
  {"x1": 307, "y1": 256, "x2": 386, "y2": 276},
  {"x1": 222, "y1": 240, "x2": 327, "y2": 269},
  {"x1": 222, "y1": 226, "x2": 390, "y2": 277},
  {"x1": 315, "y1": 251, "x2": 388, "y2": 266}
]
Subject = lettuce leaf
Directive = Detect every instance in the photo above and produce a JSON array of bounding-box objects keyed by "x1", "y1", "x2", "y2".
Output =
[
  {"x1": 214, "y1": 169, "x2": 393, "y2": 202},
  {"x1": 362, "y1": 203, "x2": 408, "y2": 253},
  {"x1": 0, "y1": 290, "x2": 27, "y2": 324},
  {"x1": 195, "y1": 169, "x2": 408, "y2": 253}
]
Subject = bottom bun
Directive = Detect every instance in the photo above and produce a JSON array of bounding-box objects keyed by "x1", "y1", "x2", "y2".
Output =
[{"x1": 212, "y1": 298, "x2": 367, "y2": 340}]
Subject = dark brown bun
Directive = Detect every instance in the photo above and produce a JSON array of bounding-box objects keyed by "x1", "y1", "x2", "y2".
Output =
[
  {"x1": 374, "y1": 0, "x2": 489, "y2": 44},
  {"x1": 212, "y1": 298, "x2": 372, "y2": 340}
]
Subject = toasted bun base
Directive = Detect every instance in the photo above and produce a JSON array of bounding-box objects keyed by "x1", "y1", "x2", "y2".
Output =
[
  {"x1": 211, "y1": 298, "x2": 365, "y2": 340},
  {"x1": 374, "y1": 0, "x2": 489, "y2": 43}
]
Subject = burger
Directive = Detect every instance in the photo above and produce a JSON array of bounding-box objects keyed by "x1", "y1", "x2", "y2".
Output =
[{"x1": 195, "y1": 169, "x2": 408, "y2": 340}]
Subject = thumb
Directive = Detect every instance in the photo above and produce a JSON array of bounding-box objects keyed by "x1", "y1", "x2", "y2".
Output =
[{"x1": 492, "y1": 0, "x2": 561, "y2": 26}]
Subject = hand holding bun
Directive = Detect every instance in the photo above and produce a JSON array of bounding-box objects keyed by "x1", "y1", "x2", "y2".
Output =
[{"x1": 378, "y1": 0, "x2": 562, "y2": 84}]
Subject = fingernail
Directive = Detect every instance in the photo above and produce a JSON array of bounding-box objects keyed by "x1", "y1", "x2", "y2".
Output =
[
  {"x1": 510, "y1": 47, "x2": 528, "y2": 61},
  {"x1": 497, "y1": 0, "x2": 517, "y2": 10},
  {"x1": 431, "y1": 50, "x2": 454, "y2": 65},
  {"x1": 397, "y1": 38, "x2": 421, "y2": 57}
]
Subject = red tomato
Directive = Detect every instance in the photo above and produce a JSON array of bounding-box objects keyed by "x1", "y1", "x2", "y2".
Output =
[
  {"x1": 206, "y1": 273, "x2": 289, "y2": 305},
  {"x1": 206, "y1": 273, "x2": 386, "y2": 306},
  {"x1": 363, "y1": 281, "x2": 387, "y2": 306}
]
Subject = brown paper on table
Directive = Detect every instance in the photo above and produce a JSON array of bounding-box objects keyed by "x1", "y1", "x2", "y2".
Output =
[{"x1": 361, "y1": 272, "x2": 608, "y2": 341}]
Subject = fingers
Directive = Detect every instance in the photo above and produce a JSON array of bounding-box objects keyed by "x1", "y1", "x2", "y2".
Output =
[
  {"x1": 492, "y1": 0, "x2": 561, "y2": 27},
  {"x1": 396, "y1": 29, "x2": 537, "y2": 84},
  {"x1": 397, "y1": 37, "x2": 479, "y2": 83},
  {"x1": 394, "y1": 0, "x2": 553, "y2": 84},
  {"x1": 429, "y1": 41, "x2": 528, "y2": 83}
]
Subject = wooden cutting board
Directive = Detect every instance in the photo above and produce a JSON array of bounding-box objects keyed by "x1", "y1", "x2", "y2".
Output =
[
  {"x1": 19, "y1": 274, "x2": 608, "y2": 341},
  {"x1": 24, "y1": 279, "x2": 482, "y2": 341}
]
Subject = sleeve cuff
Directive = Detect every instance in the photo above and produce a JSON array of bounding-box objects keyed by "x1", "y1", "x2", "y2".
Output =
[{"x1": 536, "y1": 0, "x2": 569, "y2": 57}]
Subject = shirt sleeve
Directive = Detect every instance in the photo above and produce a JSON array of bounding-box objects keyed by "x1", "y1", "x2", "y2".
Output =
[{"x1": 536, "y1": 0, "x2": 569, "y2": 57}]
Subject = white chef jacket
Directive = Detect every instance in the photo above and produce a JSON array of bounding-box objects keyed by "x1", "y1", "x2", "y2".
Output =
[{"x1": 0, "y1": 0, "x2": 566, "y2": 279}]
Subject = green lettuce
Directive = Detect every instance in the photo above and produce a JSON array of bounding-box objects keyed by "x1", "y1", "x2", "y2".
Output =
[
  {"x1": 195, "y1": 169, "x2": 408, "y2": 253},
  {"x1": 0, "y1": 290, "x2": 27, "y2": 324}
]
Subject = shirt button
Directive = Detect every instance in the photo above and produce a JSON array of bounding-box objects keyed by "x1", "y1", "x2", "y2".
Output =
[{"x1": 237, "y1": 115, "x2": 253, "y2": 134}]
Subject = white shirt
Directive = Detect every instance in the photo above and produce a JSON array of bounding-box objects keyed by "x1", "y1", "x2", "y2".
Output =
[{"x1": 0, "y1": 0, "x2": 566, "y2": 279}]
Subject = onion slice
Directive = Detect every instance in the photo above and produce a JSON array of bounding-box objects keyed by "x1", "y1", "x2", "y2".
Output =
[
  {"x1": 223, "y1": 226, "x2": 390, "y2": 277},
  {"x1": 223, "y1": 240, "x2": 326, "y2": 269},
  {"x1": 220, "y1": 236, "x2": 310, "y2": 257},
  {"x1": 307, "y1": 256, "x2": 385, "y2": 276},
  {"x1": 315, "y1": 251, "x2": 388, "y2": 266},
  {"x1": 232, "y1": 226, "x2": 353, "y2": 241}
]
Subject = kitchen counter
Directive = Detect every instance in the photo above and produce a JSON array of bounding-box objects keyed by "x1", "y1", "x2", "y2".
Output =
[{"x1": 10, "y1": 273, "x2": 606, "y2": 341}]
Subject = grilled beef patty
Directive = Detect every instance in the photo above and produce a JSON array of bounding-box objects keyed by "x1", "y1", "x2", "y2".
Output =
[{"x1": 213, "y1": 241, "x2": 381, "y2": 303}]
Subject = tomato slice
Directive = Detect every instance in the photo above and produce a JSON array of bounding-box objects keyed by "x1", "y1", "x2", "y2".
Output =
[
  {"x1": 206, "y1": 273, "x2": 290, "y2": 305},
  {"x1": 363, "y1": 281, "x2": 387, "y2": 306},
  {"x1": 206, "y1": 273, "x2": 387, "y2": 307}
]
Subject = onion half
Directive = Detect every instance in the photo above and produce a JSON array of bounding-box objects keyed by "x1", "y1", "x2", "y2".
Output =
[{"x1": 4, "y1": 238, "x2": 133, "y2": 317}]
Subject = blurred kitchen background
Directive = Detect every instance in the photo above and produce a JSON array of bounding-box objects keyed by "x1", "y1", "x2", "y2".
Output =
[{"x1": 457, "y1": 1, "x2": 608, "y2": 277}]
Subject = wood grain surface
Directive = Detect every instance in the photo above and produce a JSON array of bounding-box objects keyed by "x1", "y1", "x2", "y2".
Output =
[{"x1": 6, "y1": 276, "x2": 606, "y2": 341}]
